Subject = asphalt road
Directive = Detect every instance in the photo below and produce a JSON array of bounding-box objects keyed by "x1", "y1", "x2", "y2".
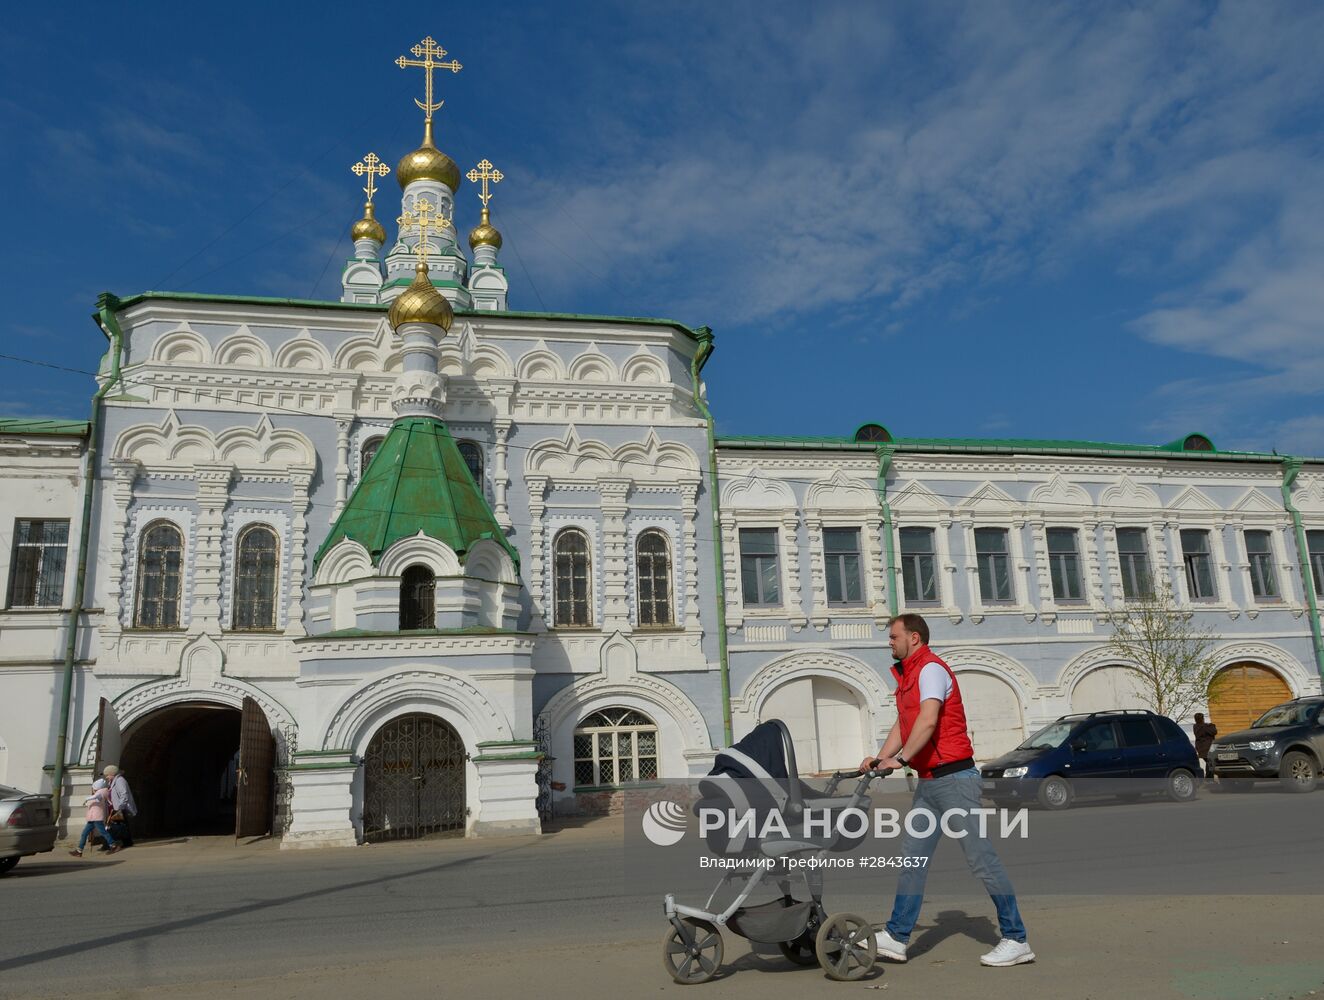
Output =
[{"x1": 3, "y1": 789, "x2": 1323, "y2": 1000}]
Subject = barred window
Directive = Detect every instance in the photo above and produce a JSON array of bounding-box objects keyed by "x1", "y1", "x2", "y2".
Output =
[
  {"x1": 135, "y1": 521, "x2": 184, "y2": 629},
  {"x1": 554, "y1": 528, "x2": 592, "y2": 627},
  {"x1": 7, "y1": 519, "x2": 69, "y2": 608},
  {"x1": 361, "y1": 437, "x2": 384, "y2": 476},
  {"x1": 399, "y1": 564, "x2": 435, "y2": 630},
  {"x1": 456, "y1": 440, "x2": 483, "y2": 485},
  {"x1": 233, "y1": 525, "x2": 278, "y2": 630},
  {"x1": 573, "y1": 708, "x2": 659, "y2": 786},
  {"x1": 635, "y1": 530, "x2": 673, "y2": 627}
]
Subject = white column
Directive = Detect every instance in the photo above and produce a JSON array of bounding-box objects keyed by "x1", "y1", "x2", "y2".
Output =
[
  {"x1": 865, "y1": 516, "x2": 888, "y2": 623},
  {"x1": 493, "y1": 418, "x2": 512, "y2": 529},
  {"x1": 333, "y1": 413, "x2": 352, "y2": 517},
  {"x1": 192, "y1": 463, "x2": 234, "y2": 633},
  {"x1": 525, "y1": 476, "x2": 549, "y2": 630},
  {"x1": 1100, "y1": 521, "x2": 1124, "y2": 606},
  {"x1": 598, "y1": 478, "x2": 632, "y2": 631},
  {"x1": 804, "y1": 511, "x2": 828, "y2": 629},
  {"x1": 679, "y1": 480, "x2": 701, "y2": 631},
  {"x1": 958, "y1": 517, "x2": 981, "y2": 619},
  {"x1": 1083, "y1": 518, "x2": 1106, "y2": 613},
  {"x1": 720, "y1": 513, "x2": 743, "y2": 629},
  {"x1": 287, "y1": 465, "x2": 314, "y2": 636},
  {"x1": 105, "y1": 459, "x2": 139, "y2": 637},
  {"x1": 1029, "y1": 519, "x2": 1056, "y2": 619},
  {"x1": 781, "y1": 513, "x2": 808, "y2": 629}
]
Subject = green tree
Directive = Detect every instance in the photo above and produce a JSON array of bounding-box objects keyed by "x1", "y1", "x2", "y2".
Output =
[{"x1": 1105, "y1": 584, "x2": 1221, "y2": 720}]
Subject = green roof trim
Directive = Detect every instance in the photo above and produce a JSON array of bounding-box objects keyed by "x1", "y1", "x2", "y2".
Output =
[
  {"x1": 313, "y1": 417, "x2": 519, "y2": 570},
  {"x1": 106, "y1": 290, "x2": 703, "y2": 341},
  {"x1": 717, "y1": 434, "x2": 1319, "y2": 463},
  {"x1": 0, "y1": 418, "x2": 91, "y2": 437}
]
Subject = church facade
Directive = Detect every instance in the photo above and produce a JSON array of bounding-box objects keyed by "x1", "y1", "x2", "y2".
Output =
[{"x1": 2, "y1": 37, "x2": 1323, "y2": 847}]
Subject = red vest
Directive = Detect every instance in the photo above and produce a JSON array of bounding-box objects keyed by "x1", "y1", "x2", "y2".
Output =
[{"x1": 891, "y1": 646, "x2": 974, "y2": 779}]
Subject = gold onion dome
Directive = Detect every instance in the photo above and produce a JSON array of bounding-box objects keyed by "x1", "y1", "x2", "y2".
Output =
[
  {"x1": 397, "y1": 120, "x2": 461, "y2": 191},
  {"x1": 469, "y1": 208, "x2": 503, "y2": 250},
  {"x1": 388, "y1": 263, "x2": 454, "y2": 332},
  {"x1": 350, "y1": 202, "x2": 386, "y2": 243}
]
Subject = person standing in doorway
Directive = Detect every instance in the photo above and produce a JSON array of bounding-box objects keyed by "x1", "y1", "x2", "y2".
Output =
[
  {"x1": 102, "y1": 765, "x2": 137, "y2": 848},
  {"x1": 860, "y1": 613, "x2": 1035, "y2": 967},
  {"x1": 1193, "y1": 713, "x2": 1218, "y2": 783}
]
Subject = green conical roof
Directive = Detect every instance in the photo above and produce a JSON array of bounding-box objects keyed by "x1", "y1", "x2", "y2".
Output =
[{"x1": 314, "y1": 417, "x2": 518, "y2": 570}]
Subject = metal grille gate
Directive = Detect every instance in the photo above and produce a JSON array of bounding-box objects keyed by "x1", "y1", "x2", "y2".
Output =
[{"x1": 363, "y1": 713, "x2": 467, "y2": 842}]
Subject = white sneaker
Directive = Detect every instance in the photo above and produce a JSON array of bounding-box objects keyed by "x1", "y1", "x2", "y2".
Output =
[
  {"x1": 873, "y1": 929, "x2": 908, "y2": 962},
  {"x1": 980, "y1": 938, "x2": 1035, "y2": 967}
]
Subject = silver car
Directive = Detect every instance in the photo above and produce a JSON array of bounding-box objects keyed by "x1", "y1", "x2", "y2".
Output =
[{"x1": 0, "y1": 785, "x2": 58, "y2": 875}]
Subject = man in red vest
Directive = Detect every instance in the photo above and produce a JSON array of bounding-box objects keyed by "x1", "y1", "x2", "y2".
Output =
[{"x1": 859, "y1": 613, "x2": 1034, "y2": 967}]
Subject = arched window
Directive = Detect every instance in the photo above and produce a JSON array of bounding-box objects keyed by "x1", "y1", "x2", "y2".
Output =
[
  {"x1": 635, "y1": 530, "x2": 673, "y2": 627},
  {"x1": 361, "y1": 437, "x2": 384, "y2": 476},
  {"x1": 456, "y1": 440, "x2": 483, "y2": 485},
  {"x1": 573, "y1": 708, "x2": 659, "y2": 786},
  {"x1": 400, "y1": 564, "x2": 436, "y2": 630},
  {"x1": 135, "y1": 520, "x2": 184, "y2": 629},
  {"x1": 233, "y1": 524, "x2": 279, "y2": 631},
  {"x1": 553, "y1": 528, "x2": 592, "y2": 628}
]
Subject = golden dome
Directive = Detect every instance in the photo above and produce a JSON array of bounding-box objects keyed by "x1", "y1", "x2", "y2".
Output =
[
  {"x1": 397, "y1": 120, "x2": 461, "y2": 191},
  {"x1": 350, "y1": 202, "x2": 386, "y2": 244},
  {"x1": 469, "y1": 207, "x2": 503, "y2": 250},
  {"x1": 388, "y1": 263, "x2": 453, "y2": 332}
]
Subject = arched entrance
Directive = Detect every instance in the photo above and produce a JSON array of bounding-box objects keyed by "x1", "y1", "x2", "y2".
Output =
[
  {"x1": 956, "y1": 671, "x2": 1025, "y2": 760},
  {"x1": 760, "y1": 676, "x2": 865, "y2": 774},
  {"x1": 1208, "y1": 663, "x2": 1292, "y2": 732},
  {"x1": 1071, "y1": 665, "x2": 1148, "y2": 714},
  {"x1": 119, "y1": 701, "x2": 242, "y2": 838},
  {"x1": 362, "y1": 713, "x2": 467, "y2": 842}
]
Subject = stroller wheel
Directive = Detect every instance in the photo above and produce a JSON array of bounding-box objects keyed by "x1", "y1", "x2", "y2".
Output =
[
  {"x1": 778, "y1": 933, "x2": 819, "y2": 966},
  {"x1": 662, "y1": 917, "x2": 723, "y2": 984},
  {"x1": 815, "y1": 913, "x2": 877, "y2": 981}
]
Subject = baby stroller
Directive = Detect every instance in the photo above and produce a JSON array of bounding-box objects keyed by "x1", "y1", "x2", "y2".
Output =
[{"x1": 662, "y1": 720, "x2": 890, "y2": 984}]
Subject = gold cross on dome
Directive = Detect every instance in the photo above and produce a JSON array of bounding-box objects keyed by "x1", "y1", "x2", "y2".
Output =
[
  {"x1": 350, "y1": 153, "x2": 390, "y2": 203},
  {"x1": 395, "y1": 36, "x2": 462, "y2": 121},
  {"x1": 466, "y1": 159, "x2": 504, "y2": 209},
  {"x1": 398, "y1": 198, "x2": 445, "y2": 266}
]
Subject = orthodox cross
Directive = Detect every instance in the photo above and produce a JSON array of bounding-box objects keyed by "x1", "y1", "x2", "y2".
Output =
[
  {"x1": 395, "y1": 36, "x2": 462, "y2": 121},
  {"x1": 466, "y1": 159, "x2": 504, "y2": 211},
  {"x1": 398, "y1": 198, "x2": 445, "y2": 266},
  {"x1": 351, "y1": 153, "x2": 390, "y2": 204}
]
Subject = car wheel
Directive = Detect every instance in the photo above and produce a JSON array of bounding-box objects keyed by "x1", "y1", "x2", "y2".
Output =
[
  {"x1": 1166, "y1": 768, "x2": 1197, "y2": 802},
  {"x1": 1279, "y1": 751, "x2": 1318, "y2": 793},
  {"x1": 1037, "y1": 775, "x2": 1073, "y2": 811},
  {"x1": 0, "y1": 856, "x2": 18, "y2": 876}
]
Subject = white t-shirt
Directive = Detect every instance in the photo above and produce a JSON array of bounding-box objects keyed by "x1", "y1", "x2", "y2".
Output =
[{"x1": 917, "y1": 662, "x2": 953, "y2": 704}]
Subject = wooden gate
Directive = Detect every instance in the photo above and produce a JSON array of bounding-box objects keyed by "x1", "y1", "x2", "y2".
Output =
[
  {"x1": 1208, "y1": 663, "x2": 1292, "y2": 733},
  {"x1": 235, "y1": 697, "x2": 275, "y2": 840}
]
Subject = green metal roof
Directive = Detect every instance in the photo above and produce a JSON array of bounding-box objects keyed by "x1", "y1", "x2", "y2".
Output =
[
  {"x1": 0, "y1": 418, "x2": 91, "y2": 437},
  {"x1": 102, "y1": 290, "x2": 703, "y2": 341},
  {"x1": 314, "y1": 417, "x2": 519, "y2": 569}
]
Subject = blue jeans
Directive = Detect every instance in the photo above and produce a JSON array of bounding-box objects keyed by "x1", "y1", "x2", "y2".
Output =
[
  {"x1": 885, "y1": 767, "x2": 1026, "y2": 943},
  {"x1": 77, "y1": 820, "x2": 117, "y2": 851}
]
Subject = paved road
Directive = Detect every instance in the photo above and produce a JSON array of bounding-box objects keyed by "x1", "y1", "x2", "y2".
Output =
[{"x1": 3, "y1": 791, "x2": 1323, "y2": 1000}]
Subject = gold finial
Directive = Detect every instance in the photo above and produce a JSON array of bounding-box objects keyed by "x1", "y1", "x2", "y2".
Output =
[
  {"x1": 397, "y1": 197, "x2": 448, "y2": 268},
  {"x1": 351, "y1": 152, "x2": 391, "y2": 203},
  {"x1": 396, "y1": 36, "x2": 462, "y2": 123}
]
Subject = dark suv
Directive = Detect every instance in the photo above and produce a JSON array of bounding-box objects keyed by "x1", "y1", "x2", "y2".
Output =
[
  {"x1": 1210, "y1": 697, "x2": 1324, "y2": 792},
  {"x1": 980, "y1": 710, "x2": 1201, "y2": 810}
]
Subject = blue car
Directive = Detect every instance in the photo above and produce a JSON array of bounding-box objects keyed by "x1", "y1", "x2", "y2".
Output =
[{"x1": 979, "y1": 710, "x2": 1202, "y2": 810}]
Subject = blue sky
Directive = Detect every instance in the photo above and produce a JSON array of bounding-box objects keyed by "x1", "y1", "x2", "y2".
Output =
[{"x1": 3, "y1": 2, "x2": 1323, "y2": 452}]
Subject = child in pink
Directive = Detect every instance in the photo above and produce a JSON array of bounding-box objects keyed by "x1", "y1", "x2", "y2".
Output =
[{"x1": 69, "y1": 778, "x2": 119, "y2": 856}]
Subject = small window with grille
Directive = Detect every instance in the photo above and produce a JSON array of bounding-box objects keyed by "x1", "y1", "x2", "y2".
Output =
[
  {"x1": 360, "y1": 437, "x2": 384, "y2": 476},
  {"x1": 399, "y1": 564, "x2": 436, "y2": 630},
  {"x1": 135, "y1": 520, "x2": 184, "y2": 629},
  {"x1": 7, "y1": 519, "x2": 69, "y2": 608},
  {"x1": 553, "y1": 528, "x2": 593, "y2": 627},
  {"x1": 456, "y1": 440, "x2": 483, "y2": 485},
  {"x1": 635, "y1": 529, "x2": 673, "y2": 627},
  {"x1": 573, "y1": 708, "x2": 659, "y2": 787},
  {"x1": 233, "y1": 524, "x2": 279, "y2": 630}
]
